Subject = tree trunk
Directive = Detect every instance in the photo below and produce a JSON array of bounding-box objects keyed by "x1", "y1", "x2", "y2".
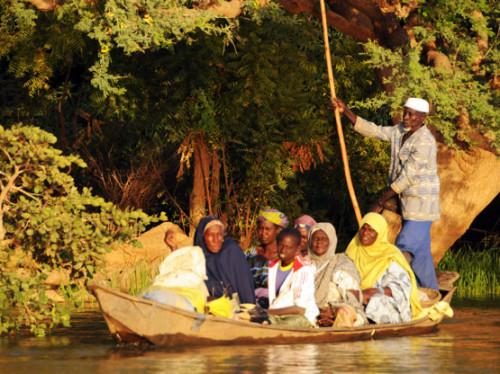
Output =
[
  {"x1": 189, "y1": 133, "x2": 222, "y2": 236},
  {"x1": 189, "y1": 133, "x2": 209, "y2": 236}
]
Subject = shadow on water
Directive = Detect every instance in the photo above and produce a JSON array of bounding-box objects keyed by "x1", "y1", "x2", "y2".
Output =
[{"x1": 1, "y1": 298, "x2": 499, "y2": 374}]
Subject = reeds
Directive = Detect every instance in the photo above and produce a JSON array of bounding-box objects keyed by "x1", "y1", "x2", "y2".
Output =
[
  {"x1": 128, "y1": 261, "x2": 158, "y2": 296},
  {"x1": 437, "y1": 244, "x2": 500, "y2": 296},
  {"x1": 107, "y1": 260, "x2": 160, "y2": 296}
]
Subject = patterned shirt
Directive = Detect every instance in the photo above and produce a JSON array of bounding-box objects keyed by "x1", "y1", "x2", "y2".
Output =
[
  {"x1": 247, "y1": 253, "x2": 269, "y2": 289},
  {"x1": 354, "y1": 116, "x2": 440, "y2": 221}
]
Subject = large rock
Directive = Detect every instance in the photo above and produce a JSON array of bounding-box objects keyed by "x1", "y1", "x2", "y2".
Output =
[
  {"x1": 43, "y1": 222, "x2": 192, "y2": 298},
  {"x1": 383, "y1": 145, "x2": 500, "y2": 264},
  {"x1": 101, "y1": 222, "x2": 192, "y2": 291}
]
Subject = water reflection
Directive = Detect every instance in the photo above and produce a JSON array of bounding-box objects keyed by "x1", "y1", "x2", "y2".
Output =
[
  {"x1": 1, "y1": 299, "x2": 499, "y2": 374},
  {"x1": 265, "y1": 344, "x2": 319, "y2": 374}
]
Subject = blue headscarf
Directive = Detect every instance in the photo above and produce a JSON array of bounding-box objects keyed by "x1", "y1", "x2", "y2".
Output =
[{"x1": 194, "y1": 217, "x2": 255, "y2": 304}]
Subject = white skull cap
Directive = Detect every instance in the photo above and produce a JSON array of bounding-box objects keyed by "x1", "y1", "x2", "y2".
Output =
[{"x1": 404, "y1": 98, "x2": 429, "y2": 113}]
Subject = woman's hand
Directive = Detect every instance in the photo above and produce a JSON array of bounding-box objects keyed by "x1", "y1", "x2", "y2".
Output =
[
  {"x1": 348, "y1": 289, "x2": 361, "y2": 302},
  {"x1": 362, "y1": 288, "x2": 380, "y2": 305},
  {"x1": 362, "y1": 287, "x2": 392, "y2": 305}
]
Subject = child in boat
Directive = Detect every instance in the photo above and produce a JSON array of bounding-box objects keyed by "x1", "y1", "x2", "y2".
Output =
[
  {"x1": 267, "y1": 228, "x2": 319, "y2": 327},
  {"x1": 141, "y1": 230, "x2": 209, "y2": 313},
  {"x1": 294, "y1": 214, "x2": 317, "y2": 257}
]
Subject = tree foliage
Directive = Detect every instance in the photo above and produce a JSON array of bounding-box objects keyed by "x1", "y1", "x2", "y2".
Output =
[
  {"x1": 0, "y1": 0, "x2": 389, "y2": 240},
  {"x1": 278, "y1": 0, "x2": 499, "y2": 150},
  {"x1": 0, "y1": 125, "x2": 161, "y2": 336}
]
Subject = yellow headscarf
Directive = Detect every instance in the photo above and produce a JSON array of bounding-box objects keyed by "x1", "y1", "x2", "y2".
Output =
[{"x1": 346, "y1": 213, "x2": 422, "y2": 319}]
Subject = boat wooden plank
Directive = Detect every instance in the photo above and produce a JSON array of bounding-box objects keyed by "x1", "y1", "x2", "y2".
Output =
[
  {"x1": 436, "y1": 270, "x2": 460, "y2": 291},
  {"x1": 90, "y1": 283, "x2": 455, "y2": 347}
]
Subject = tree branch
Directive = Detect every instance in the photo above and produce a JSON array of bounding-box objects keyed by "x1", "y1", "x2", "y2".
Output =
[
  {"x1": 0, "y1": 166, "x2": 22, "y2": 242},
  {"x1": 12, "y1": 186, "x2": 42, "y2": 202},
  {"x1": 26, "y1": 0, "x2": 64, "y2": 11}
]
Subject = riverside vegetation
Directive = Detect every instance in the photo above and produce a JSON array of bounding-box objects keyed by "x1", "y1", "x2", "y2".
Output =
[
  {"x1": 437, "y1": 244, "x2": 500, "y2": 296},
  {"x1": 1, "y1": 1, "x2": 498, "y2": 336},
  {"x1": 0, "y1": 125, "x2": 164, "y2": 336}
]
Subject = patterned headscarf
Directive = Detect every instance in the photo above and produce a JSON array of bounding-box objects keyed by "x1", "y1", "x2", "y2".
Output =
[
  {"x1": 294, "y1": 215, "x2": 317, "y2": 230},
  {"x1": 257, "y1": 208, "x2": 288, "y2": 228}
]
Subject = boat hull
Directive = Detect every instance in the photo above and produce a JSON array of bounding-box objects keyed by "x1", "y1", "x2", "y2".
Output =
[{"x1": 89, "y1": 284, "x2": 455, "y2": 347}]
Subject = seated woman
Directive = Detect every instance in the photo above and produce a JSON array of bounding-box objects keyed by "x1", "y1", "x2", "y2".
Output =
[
  {"x1": 142, "y1": 230, "x2": 208, "y2": 313},
  {"x1": 308, "y1": 222, "x2": 366, "y2": 327},
  {"x1": 294, "y1": 214, "x2": 317, "y2": 257},
  {"x1": 267, "y1": 228, "x2": 318, "y2": 327},
  {"x1": 245, "y1": 208, "x2": 288, "y2": 308},
  {"x1": 193, "y1": 216, "x2": 255, "y2": 304},
  {"x1": 346, "y1": 213, "x2": 422, "y2": 324}
]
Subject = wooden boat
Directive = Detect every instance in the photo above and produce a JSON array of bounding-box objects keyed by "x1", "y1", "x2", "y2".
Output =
[{"x1": 90, "y1": 271, "x2": 458, "y2": 347}]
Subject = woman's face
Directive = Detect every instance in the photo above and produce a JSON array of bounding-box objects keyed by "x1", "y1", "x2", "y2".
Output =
[
  {"x1": 203, "y1": 225, "x2": 224, "y2": 253},
  {"x1": 257, "y1": 220, "x2": 278, "y2": 245},
  {"x1": 311, "y1": 230, "x2": 329, "y2": 256},
  {"x1": 359, "y1": 223, "x2": 378, "y2": 246}
]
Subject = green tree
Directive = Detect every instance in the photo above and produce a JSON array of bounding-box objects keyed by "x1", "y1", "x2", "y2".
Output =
[
  {"x1": 0, "y1": 124, "x2": 160, "y2": 336},
  {"x1": 3, "y1": 0, "x2": 497, "y2": 258}
]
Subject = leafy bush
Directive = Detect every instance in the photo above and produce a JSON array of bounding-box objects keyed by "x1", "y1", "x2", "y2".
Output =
[{"x1": 0, "y1": 124, "x2": 162, "y2": 336}]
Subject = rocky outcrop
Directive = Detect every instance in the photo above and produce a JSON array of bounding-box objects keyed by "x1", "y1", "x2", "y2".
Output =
[{"x1": 99, "y1": 222, "x2": 192, "y2": 291}]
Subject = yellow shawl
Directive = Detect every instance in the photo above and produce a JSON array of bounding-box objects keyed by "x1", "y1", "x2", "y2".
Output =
[{"x1": 346, "y1": 213, "x2": 422, "y2": 319}]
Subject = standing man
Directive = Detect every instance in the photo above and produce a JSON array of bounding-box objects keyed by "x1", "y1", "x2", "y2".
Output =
[{"x1": 331, "y1": 97, "x2": 440, "y2": 290}]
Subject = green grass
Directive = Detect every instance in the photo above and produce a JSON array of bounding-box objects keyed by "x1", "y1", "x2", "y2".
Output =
[
  {"x1": 107, "y1": 260, "x2": 161, "y2": 296},
  {"x1": 437, "y1": 244, "x2": 500, "y2": 296},
  {"x1": 128, "y1": 261, "x2": 158, "y2": 296}
]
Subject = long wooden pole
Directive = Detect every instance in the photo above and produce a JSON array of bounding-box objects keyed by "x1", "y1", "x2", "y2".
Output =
[{"x1": 318, "y1": 0, "x2": 362, "y2": 225}]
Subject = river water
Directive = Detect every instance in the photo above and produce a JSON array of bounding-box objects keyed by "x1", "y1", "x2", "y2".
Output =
[{"x1": 1, "y1": 297, "x2": 499, "y2": 373}]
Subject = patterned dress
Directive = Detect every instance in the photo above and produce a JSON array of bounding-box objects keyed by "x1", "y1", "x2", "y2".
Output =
[{"x1": 364, "y1": 261, "x2": 413, "y2": 324}]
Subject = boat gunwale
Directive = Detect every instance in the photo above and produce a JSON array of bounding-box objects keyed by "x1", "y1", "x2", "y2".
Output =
[{"x1": 89, "y1": 283, "x2": 455, "y2": 335}]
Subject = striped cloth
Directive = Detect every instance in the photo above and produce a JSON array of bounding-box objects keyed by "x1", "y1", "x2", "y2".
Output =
[{"x1": 354, "y1": 117, "x2": 440, "y2": 221}]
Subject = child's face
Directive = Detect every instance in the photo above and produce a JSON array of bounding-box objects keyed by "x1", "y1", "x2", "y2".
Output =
[{"x1": 278, "y1": 235, "x2": 299, "y2": 266}]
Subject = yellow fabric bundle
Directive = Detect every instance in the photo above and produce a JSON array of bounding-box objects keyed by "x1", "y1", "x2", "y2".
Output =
[
  {"x1": 333, "y1": 305, "x2": 357, "y2": 327},
  {"x1": 416, "y1": 301, "x2": 453, "y2": 321},
  {"x1": 206, "y1": 295, "x2": 234, "y2": 318},
  {"x1": 163, "y1": 286, "x2": 206, "y2": 313}
]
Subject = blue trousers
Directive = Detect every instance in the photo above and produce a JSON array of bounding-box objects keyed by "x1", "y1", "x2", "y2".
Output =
[{"x1": 395, "y1": 220, "x2": 439, "y2": 290}]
